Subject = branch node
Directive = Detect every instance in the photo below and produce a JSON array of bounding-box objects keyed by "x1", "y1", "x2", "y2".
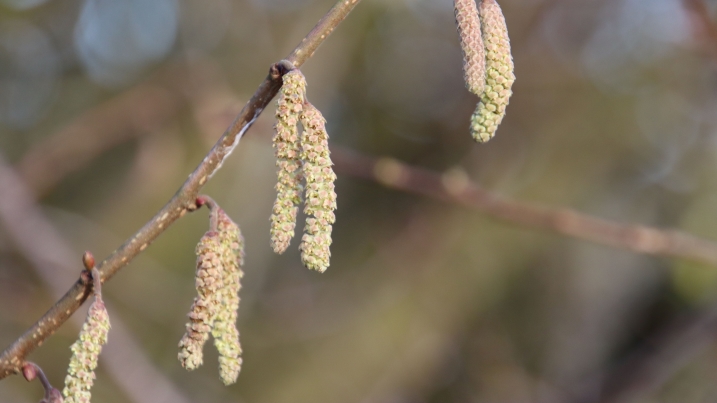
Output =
[
  {"x1": 79, "y1": 270, "x2": 92, "y2": 286},
  {"x1": 272, "y1": 60, "x2": 296, "y2": 80}
]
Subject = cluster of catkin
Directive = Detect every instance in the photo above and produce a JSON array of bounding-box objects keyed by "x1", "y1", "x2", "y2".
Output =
[
  {"x1": 62, "y1": 264, "x2": 110, "y2": 403},
  {"x1": 454, "y1": 0, "x2": 514, "y2": 143},
  {"x1": 178, "y1": 198, "x2": 244, "y2": 385},
  {"x1": 270, "y1": 68, "x2": 337, "y2": 273}
]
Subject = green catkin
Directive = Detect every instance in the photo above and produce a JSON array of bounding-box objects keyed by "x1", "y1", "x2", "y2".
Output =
[
  {"x1": 211, "y1": 209, "x2": 244, "y2": 385},
  {"x1": 470, "y1": 0, "x2": 515, "y2": 142},
  {"x1": 62, "y1": 288, "x2": 110, "y2": 403},
  {"x1": 299, "y1": 103, "x2": 337, "y2": 273},
  {"x1": 454, "y1": 0, "x2": 485, "y2": 95},
  {"x1": 270, "y1": 70, "x2": 307, "y2": 254},
  {"x1": 178, "y1": 233, "x2": 224, "y2": 370}
]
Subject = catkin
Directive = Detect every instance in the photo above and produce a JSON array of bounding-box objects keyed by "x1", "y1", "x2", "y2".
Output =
[
  {"x1": 299, "y1": 103, "x2": 337, "y2": 273},
  {"x1": 470, "y1": 0, "x2": 514, "y2": 142},
  {"x1": 178, "y1": 233, "x2": 224, "y2": 370},
  {"x1": 62, "y1": 291, "x2": 110, "y2": 403},
  {"x1": 270, "y1": 70, "x2": 307, "y2": 254},
  {"x1": 454, "y1": 0, "x2": 485, "y2": 95},
  {"x1": 179, "y1": 200, "x2": 244, "y2": 385},
  {"x1": 211, "y1": 209, "x2": 244, "y2": 385}
]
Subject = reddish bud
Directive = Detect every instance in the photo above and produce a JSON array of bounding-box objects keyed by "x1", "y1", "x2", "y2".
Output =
[
  {"x1": 82, "y1": 252, "x2": 95, "y2": 271},
  {"x1": 22, "y1": 362, "x2": 37, "y2": 381}
]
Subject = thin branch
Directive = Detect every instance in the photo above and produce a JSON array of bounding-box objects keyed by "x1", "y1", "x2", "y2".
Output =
[
  {"x1": 331, "y1": 147, "x2": 717, "y2": 266},
  {"x1": 0, "y1": 0, "x2": 362, "y2": 380},
  {"x1": 0, "y1": 153, "x2": 195, "y2": 402}
]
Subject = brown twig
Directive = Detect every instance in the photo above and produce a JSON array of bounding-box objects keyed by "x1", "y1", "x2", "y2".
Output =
[
  {"x1": 331, "y1": 147, "x2": 717, "y2": 266},
  {"x1": 0, "y1": 154, "x2": 195, "y2": 402},
  {"x1": 0, "y1": 0, "x2": 362, "y2": 380}
]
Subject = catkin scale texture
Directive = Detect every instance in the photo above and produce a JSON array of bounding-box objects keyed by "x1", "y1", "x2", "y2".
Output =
[
  {"x1": 178, "y1": 233, "x2": 224, "y2": 370},
  {"x1": 270, "y1": 71, "x2": 307, "y2": 254},
  {"x1": 62, "y1": 296, "x2": 110, "y2": 403},
  {"x1": 178, "y1": 204, "x2": 244, "y2": 384},
  {"x1": 470, "y1": 0, "x2": 514, "y2": 142},
  {"x1": 211, "y1": 209, "x2": 244, "y2": 385},
  {"x1": 454, "y1": 0, "x2": 485, "y2": 95},
  {"x1": 299, "y1": 103, "x2": 337, "y2": 273}
]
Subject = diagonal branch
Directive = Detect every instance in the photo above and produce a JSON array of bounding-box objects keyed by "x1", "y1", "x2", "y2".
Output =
[{"x1": 0, "y1": 0, "x2": 362, "y2": 380}]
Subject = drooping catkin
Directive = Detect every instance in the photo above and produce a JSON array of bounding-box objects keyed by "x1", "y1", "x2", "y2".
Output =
[
  {"x1": 470, "y1": 0, "x2": 515, "y2": 142},
  {"x1": 63, "y1": 271, "x2": 110, "y2": 403},
  {"x1": 454, "y1": 0, "x2": 485, "y2": 95},
  {"x1": 178, "y1": 233, "x2": 224, "y2": 370},
  {"x1": 211, "y1": 209, "x2": 244, "y2": 385},
  {"x1": 270, "y1": 70, "x2": 307, "y2": 254},
  {"x1": 299, "y1": 103, "x2": 337, "y2": 273}
]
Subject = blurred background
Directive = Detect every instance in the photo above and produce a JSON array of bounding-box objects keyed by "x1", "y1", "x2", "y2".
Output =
[{"x1": 2, "y1": 0, "x2": 717, "y2": 402}]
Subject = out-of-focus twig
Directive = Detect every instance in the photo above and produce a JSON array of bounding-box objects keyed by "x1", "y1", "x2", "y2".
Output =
[
  {"x1": 683, "y1": 0, "x2": 717, "y2": 59},
  {"x1": 18, "y1": 85, "x2": 180, "y2": 198},
  {"x1": 0, "y1": 152, "x2": 193, "y2": 403},
  {"x1": 0, "y1": 0, "x2": 362, "y2": 379},
  {"x1": 568, "y1": 304, "x2": 717, "y2": 403},
  {"x1": 331, "y1": 147, "x2": 717, "y2": 266}
]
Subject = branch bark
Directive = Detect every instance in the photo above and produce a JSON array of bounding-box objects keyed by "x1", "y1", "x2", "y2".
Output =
[
  {"x1": 331, "y1": 148, "x2": 717, "y2": 266},
  {"x1": 0, "y1": 0, "x2": 361, "y2": 380}
]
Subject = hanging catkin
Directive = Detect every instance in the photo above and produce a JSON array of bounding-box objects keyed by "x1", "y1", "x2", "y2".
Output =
[
  {"x1": 63, "y1": 269, "x2": 110, "y2": 403},
  {"x1": 270, "y1": 70, "x2": 307, "y2": 254},
  {"x1": 299, "y1": 103, "x2": 337, "y2": 273},
  {"x1": 469, "y1": 0, "x2": 514, "y2": 142}
]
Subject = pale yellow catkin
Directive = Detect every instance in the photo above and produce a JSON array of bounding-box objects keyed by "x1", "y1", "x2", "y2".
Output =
[
  {"x1": 470, "y1": 0, "x2": 515, "y2": 142},
  {"x1": 299, "y1": 103, "x2": 337, "y2": 273},
  {"x1": 454, "y1": 0, "x2": 485, "y2": 95},
  {"x1": 179, "y1": 204, "x2": 245, "y2": 385},
  {"x1": 270, "y1": 70, "x2": 307, "y2": 254},
  {"x1": 211, "y1": 209, "x2": 244, "y2": 385},
  {"x1": 62, "y1": 295, "x2": 110, "y2": 403},
  {"x1": 178, "y1": 233, "x2": 224, "y2": 370}
]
